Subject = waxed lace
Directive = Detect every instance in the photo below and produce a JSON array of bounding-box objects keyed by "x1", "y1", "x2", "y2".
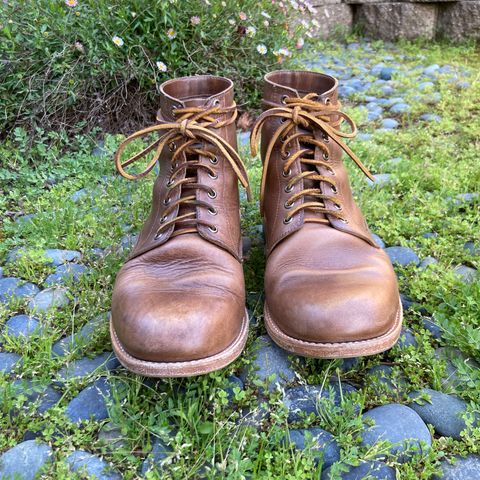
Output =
[
  {"x1": 115, "y1": 103, "x2": 251, "y2": 237},
  {"x1": 250, "y1": 93, "x2": 375, "y2": 224}
]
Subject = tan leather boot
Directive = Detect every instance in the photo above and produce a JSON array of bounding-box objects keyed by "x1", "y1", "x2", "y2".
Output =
[
  {"x1": 111, "y1": 75, "x2": 251, "y2": 377},
  {"x1": 251, "y1": 70, "x2": 402, "y2": 358}
]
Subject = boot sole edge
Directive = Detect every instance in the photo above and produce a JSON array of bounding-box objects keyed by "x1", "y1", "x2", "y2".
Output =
[
  {"x1": 110, "y1": 309, "x2": 249, "y2": 377},
  {"x1": 264, "y1": 299, "x2": 403, "y2": 358}
]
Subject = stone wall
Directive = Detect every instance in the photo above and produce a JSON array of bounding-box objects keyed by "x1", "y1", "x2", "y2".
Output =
[{"x1": 311, "y1": 0, "x2": 480, "y2": 41}]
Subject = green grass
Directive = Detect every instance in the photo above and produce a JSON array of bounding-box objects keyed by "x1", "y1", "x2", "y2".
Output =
[{"x1": 0, "y1": 38, "x2": 479, "y2": 479}]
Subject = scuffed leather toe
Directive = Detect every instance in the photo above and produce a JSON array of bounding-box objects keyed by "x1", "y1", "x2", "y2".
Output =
[
  {"x1": 111, "y1": 236, "x2": 245, "y2": 363},
  {"x1": 265, "y1": 225, "x2": 399, "y2": 344}
]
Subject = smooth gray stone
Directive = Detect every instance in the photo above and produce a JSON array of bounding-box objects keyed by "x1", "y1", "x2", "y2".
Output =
[
  {"x1": 141, "y1": 437, "x2": 173, "y2": 475},
  {"x1": 28, "y1": 287, "x2": 70, "y2": 312},
  {"x1": 0, "y1": 440, "x2": 53, "y2": 480},
  {"x1": 396, "y1": 327, "x2": 417, "y2": 349},
  {"x1": 367, "y1": 364, "x2": 406, "y2": 394},
  {"x1": 455, "y1": 193, "x2": 479, "y2": 204},
  {"x1": 453, "y1": 265, "x2": 477, "y2": 284},
  {"x1": 0, "y1": 266, "x2": 3, "y2": 278},
  {"x1": 66, "y1": 377, "x2": 112, "y2": 423},
  {"x1": 435, "y1": 347, "x2": 480, "y2": 389},
  {"x1": 390, "y1": 103, "x2": 410, "y2": 113},
  {"x1": 419, "y1": 256, "x2": 438, "y2": 269},
  {"x1": 9, "y1": 380, "x2": 62, "y2": 414},
  {"x1": 53, "y1": 313, "x2": 108, "y2": 357},
  {"x1": 98, "y1": 422, "x2": 128, "y2": 451},
  {"x1": 3, "y1": 315, "x2": 42, "y2": 338},
  {"x1": 322, "y1": 460, "x2": 396, "y2": 479},
  {"x1": 367, "y1": 174, "x2": 392, "y2": 187},
  {"x1": 420, "y1": 113, "x2": 441, "y2": 122},
  {"x1": 433, "y1": 455, "x2": 480, "y2": 480},
  {"x1": 422, "y1": 318, "x2": 443, "y2": 340},
  {"x1": 0, "y1": 352, "x2": 22, "y2": 374},
  {"x1": 66, "y1": 450, "x2": 121, "y2": 479},
  {"x1": 44, "y1": 249, "x2": 81, "y2": 266},
  {"x1": 361, "y1": 404, "x2": 431, "y2": 462},
  {"x1": 385, "y1": 246, "x2": 420, "y2": 267},
  {"x1": 409, "y1": 388, "x2": 476, "y2": 440},
  {"x1": 371, "y1": 233, "x2": 385, "y2": 249},
  {"x1": 44, "y1": 263, "x2": 88, "y2": 286},
  {"x1": 286, "y1": 428, "x2": 340, "y2": 468},
  {"x1": 464, "y1": 241, "x2": 480, "y2": 256},
  {"x1": 237, "y1": 131, "x2": 250, "y2": 148},
  {"x1": 283, "y1": 383, "x2": 357, "y2": 422},
  {"x1": 71, "y1": 188, "x2": 87, "y2": 202},
  {"x1": 57, "y1": 352, "x2": 119, "y2": 382},
  {"x1": 239, "y1": 335, "x2": 296, "y2": 392},
  {"x1": 382, "y1": 118, "x2": 399, "y2": 129},
  {"x1": 0, "y1": 277, "x2": 40, "y2": 304}
]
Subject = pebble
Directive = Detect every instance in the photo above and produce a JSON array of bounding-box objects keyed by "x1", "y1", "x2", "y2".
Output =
[
  {"x1": 422, "y1": 318, "x2": 443, "y2": 340},
  {"x1": 0, "y1": 440, "x2": 53, "y2": 480},
  {"x1": 66, "y1": 377, "x2": 112, "y2": 423},
  {"x1": 435, "y1": 347, "x2": 480, "y2": 389},
  {"x1": 44, "y1": 263, "x2": 88, "y2": 286},
  {"x1": 92, "y1": 140, "x2": 106, "y2": 157},
  {"x1": 396, "y1": 327, "x2": 417, "y2": 349},
  {"x1": 379, "y1": 67, "x2": 394, "y2": 81},
  {"x1": 464, "y1": 241, "x2": 480, "y2": 256},
  {"x1": 141, "y1": 437, "x2": 173, "y2": 475},
  {"x1": 44, "y1": 248, "x2": 81, "y2": 266},
  {"x1": 367, "y1": 174, "x2": 392, "y2": 187},
  {"x1": 15, "y1": 214, "x2": 36, "y2": 226},
  {"x1": 0, "y1": 277, "x2": 40, "y2": 304},
  {"x1": 118, "y1": 233, "x2": 138, "y2": 253},
  {"x1": 420, "y1": 113, "x2": 441, "y2": 122},
  {"x1": 433, "y1": 455, "x2": 480, "y2": 480},
  {"x1": 389, "y1": 103, "x2": 410, "y2": 114},
  {"x1": 361, "y1": 404, "x2": 431, "y2": 462},
  {"x1": 66, "y1": 450, "x2": 121, "y2": 480},
  {"x1": 338, "y1": 86, "x2": 356, "y2": 98},
  {"x1": 71, "y1": 188, "x2": 87, "y2": 202},
  {"x1": 418, "y1": 81, "x2": 434, "y2": 90},
  {"x1": 3, "y1": 314, "x2": 42, "y2": 339},
  {"x1": 321, "y1": 460, "x2": 396, "y2": 480},
  {"x1": 400, "y1": 293, "x2": 413, "y2": 311},
  {"x1": 419, "y1": 256, "x2": 438, "y2": 269},
  {"x1": 239, "y1": 335, "x2": 296, "y2": 391},
  {"x1": 10, "y1": 380, "x2": 62, "y2": 414},
  {"x1": 286, "y1": 428, "x2": 340, "y2": 468},
  {"x1": 381, "y1": 119, "x2": 398, "y2": 130},
  {"x1": 98, "y1": 422, "x2": 128, "y2": 450},
  {"x1": 423, "y1": 64, "x2": 440, "y2": 77},
  {"x1": 0, "y1": 352, "x2": 22, "y2": 374},
  {"x1": 283, "y1": 382, "x2": 357, "y2": 422},
  {"x1": 371, "y1": 233, "x2": 385, "y2": 249},
  {"x1": 237, "y1": 131, "x2": 250, "y2": 148},
  {"x1": 53, "y1": 313, "x2": 108, "y2": 357},
  {"x1": 455, "y1": 193, "x2": 479, "y2": 204},
  {"x1": 367, "y1": 364, "x2": 406, "y2": 394},
  {"x1": 28, "y1": 287, "x2": 70, "y2": 312},
  {"x1": 381, "y1": 85, "x2": 395, "y2": 96},
  {"x1": 408, "y1": 388, "x2": 474, "y2": 440},
  {"x1": 0, "y1": 266, "x2": 3, "y2": 278},
  {"x1": 385, "y1": 246, "x2": 420, "y2": 267},
  {"x1": 57, "y1": 351, "x2": 120, "y2": 383},
  {"x1": 453, "y1": 265, "x2": 477, "y2": 284},
  {"x1": 357, "y1": 133, "x2": 372, "y2": 141}
]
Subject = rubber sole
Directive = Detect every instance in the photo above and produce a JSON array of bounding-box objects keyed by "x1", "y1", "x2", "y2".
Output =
[
  {"x1": 110, "y1": 310, "x2": 249, "y2": 377},
  {"x1": 264, "y1": 299, "x2": 403, "y2": 358}
]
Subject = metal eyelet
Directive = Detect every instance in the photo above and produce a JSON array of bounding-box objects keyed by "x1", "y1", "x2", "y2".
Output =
[
  {"x1": 160, "y1": 215, "x2": 167, "y2": 224},
  {"x1": 208, "y1": 172, "x2": 218, "y2": 180},
  {"x1": 323, "y1": 152, "x2": 330, "y2": 161},
  {"x1": 163, "y1": 197, "x2": 171, "y2": 205},
  {"x1": 329, "y1": 168, "x2": 336, "y2": 176},
  {"x1": 281, "y1": 150, "x2": 291, "y2": 159},
  {"x1": 331, "y1": 186, "x2": 338, "y2": 194},
  {"x1": 283, "y1": 216, "x2": 293, "y2": 224},
  {"x1": 208, "y1": 225, "x2": 218, "y2": 233},
  {"x1": 280, "y1": 136, "x2": 286, "y2": 143},
  {"x1": 281, "y1": 95, "x2": 288, "y2": 105},
  {"x1": 334, "y1": 203, "x2": 342, "y2": 211},
  {"x1": 208, "y1": 207, "x2": 218, "y2": 216},
  {"x1": 284, "y1": 185, "x2": 293, "y2": 193},
  {"x1": 322, "y1": 134, "x2": 330, "y2": 143},
  {"x1": 284, "y1": 200, "x2": 294, "y2": 209},
  {"x1": 213, "y1": 98, "x2": 221, "y2": 106},
  {"x1": 168, "y1": 142, "x2": 176, "y2": 152},
  {"x1": 324, "y1": 97, "x2": 331, "y2": 105},
  {"x1": 208, "y1": 189, "x2": 217, "y2": 199},
  {"x1": 340, "y1": 218, "x2": 349, "y2": 224},
  {"x1": 166, "y1": 179, "x2": 174, "y2": 187},
  {"x1": 281, "y1": 117, "x2": 287, "y2": 123},
  {"x1": 210, "y1": 156, "x2": 218, "y2": 165},
  {"x1": 282, "y1": 168, "x2": 291, "y2": 177}
]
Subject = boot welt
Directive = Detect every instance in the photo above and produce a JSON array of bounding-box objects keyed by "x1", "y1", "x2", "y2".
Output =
[
  {"x1": 264, "y1": 300, "x2": 403, "y2": 359},
  {"x1": 110, "y1": 310, "x2": 249, "y2": 377}
]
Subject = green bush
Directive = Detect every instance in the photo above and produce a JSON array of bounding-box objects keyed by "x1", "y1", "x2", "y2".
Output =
[{"x1": 0, "y1": 0, "x2": 316, "y2": 135}]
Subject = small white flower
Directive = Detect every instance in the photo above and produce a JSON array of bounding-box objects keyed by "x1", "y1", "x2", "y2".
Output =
[
  {"x1": 112, "y1": 36, "x2": 124, "y2": 47},
  {"x1": 246, "y1": 26, "x2": 256, "y2": 37},
  {"x1": 256, "y1": 44, "x2": 267, "y2": 55},
  {"x1": 221, "y1": 0, "x2": 226, "y2": 6},
  {"x1": 278, "y1": 47, "x2": 291, "y2": 57},
  {"x1": 166, "y1": 28, "x2": 177, "y2": 40},
  {"x1": 156, "y1": 61, "x2": 167, "y2": 72},
  {"x1": 261, "y1": 11, "x2": 271, "y2": 19},
  {"x1": 263, "y1": 20, "x2": 269, "y2": 28},
  {"x1": 228, "y1": 18, "x2": 235, "y2": 25}
]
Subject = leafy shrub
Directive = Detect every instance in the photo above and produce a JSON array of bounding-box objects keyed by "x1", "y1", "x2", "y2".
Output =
[{"x1": 0, "y1": 0, "x2": 316, "y2": 135}]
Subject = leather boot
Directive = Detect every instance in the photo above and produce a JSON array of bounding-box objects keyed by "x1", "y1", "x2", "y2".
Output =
[
  {"x1": 111, "y1": 75, "x2": 251, "y2": 377},
  {"x1": 251, "y1": 70, "x2": 402, "y2": 358}
]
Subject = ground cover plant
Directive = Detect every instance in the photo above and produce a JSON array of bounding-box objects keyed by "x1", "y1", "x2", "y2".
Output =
[{"x1": 0, "y1": 36, "x2": 480, "y2": 479}]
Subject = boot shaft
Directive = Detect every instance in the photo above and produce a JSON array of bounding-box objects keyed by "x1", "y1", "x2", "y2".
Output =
[{"x1": 253, "y1": 70, "x2": 377, "y2": 254}]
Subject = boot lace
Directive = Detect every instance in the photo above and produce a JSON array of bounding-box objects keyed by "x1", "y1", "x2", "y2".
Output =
[
  {"x1": 250, "y1": 93, "x2": 375, "y2": 225},
  {"x1": 115, "y1": 103, "x2": 251, "y2": 238}
]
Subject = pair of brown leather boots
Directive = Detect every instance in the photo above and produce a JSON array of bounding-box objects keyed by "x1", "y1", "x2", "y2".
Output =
[{"x1": 110, "y1": 71, "x2": 402, "y2": 378}]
